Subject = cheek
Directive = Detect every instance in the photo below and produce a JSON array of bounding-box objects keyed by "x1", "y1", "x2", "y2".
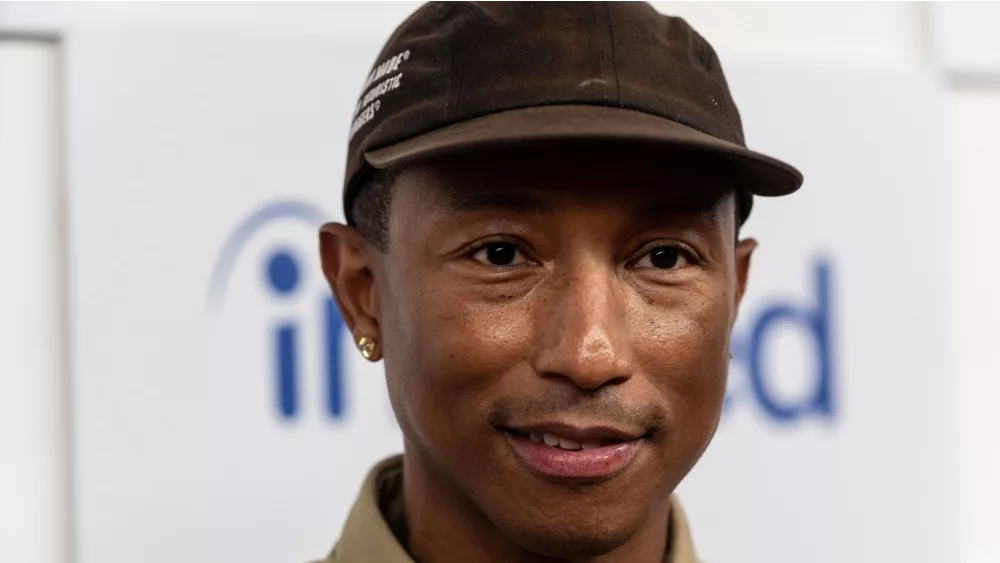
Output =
[
  {"x1": 381, "y1": 275, "x2": 535, "y2": 449},
  {"x1": 632, "y1": 288, "x2": 731, "y2": 426}
]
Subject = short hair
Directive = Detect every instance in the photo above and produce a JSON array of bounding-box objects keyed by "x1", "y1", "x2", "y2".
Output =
[
  {"x1": 349, "y1": 167, "x2": 745, "y2": 252},
  {"x1": 350, "y1": 168, "x2": 400, "y2": 254}
]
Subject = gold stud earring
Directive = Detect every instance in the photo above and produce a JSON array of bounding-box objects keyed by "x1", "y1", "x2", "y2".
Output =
[{"x1": 357, "y1": 336, "x2": 379, "y2": 361}]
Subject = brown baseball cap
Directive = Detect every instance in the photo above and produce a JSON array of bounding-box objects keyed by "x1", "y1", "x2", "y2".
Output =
[{"x1": 343, "y1": 1, "x2": 803, "y2": 224}]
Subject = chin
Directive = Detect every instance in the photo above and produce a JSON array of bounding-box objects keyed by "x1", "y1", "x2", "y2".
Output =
[{"x1": 492, "y1": 505, "x2": 644, "y2": 559}]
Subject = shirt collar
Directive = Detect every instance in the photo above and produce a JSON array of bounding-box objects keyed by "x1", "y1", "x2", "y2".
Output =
[{"x1": 324, "y1": 455, "x2": 698, "y2": 563}]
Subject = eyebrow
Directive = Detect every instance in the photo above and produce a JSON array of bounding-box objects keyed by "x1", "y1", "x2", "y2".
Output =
[{"x1": 443, "y1": 188, "x2": 557, "y2": 215}]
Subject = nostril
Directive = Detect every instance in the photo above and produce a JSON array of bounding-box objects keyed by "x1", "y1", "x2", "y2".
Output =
[{"x1": 603, "y1": 374, "x2": 630, "y2": 387}]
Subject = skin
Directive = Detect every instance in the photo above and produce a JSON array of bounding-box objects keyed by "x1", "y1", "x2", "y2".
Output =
[{"x1": 320, "y1": 144, "x2": 756, "y2": 563}]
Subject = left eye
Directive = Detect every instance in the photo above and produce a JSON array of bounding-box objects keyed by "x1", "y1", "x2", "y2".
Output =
[
  {"x1": 471, "y1": 242, "x2": 529, "y2": 267},
  {"x1": 634, "y1": 246, "x2": 689, "y2": 270}
]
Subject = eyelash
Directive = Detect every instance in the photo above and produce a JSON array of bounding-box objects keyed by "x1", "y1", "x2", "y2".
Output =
[
  {"x1": 628, "y1": 242, "x2": 701, "y2": 269},
  {"x1": 462, "y1": 239, "x2": 701, "y2": 269},
  {"x1": 464, "y1": 238, "x2": 534, "y2": 265}
]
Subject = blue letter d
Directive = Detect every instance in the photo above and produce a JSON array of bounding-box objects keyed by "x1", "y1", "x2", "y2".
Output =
[{"x1": 748, "y1": 259, "x2": 834, "y2": 423}]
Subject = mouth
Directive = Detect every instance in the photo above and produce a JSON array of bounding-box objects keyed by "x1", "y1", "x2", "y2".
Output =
[{"x1": 499, "y1": 423, "x2": 648, "y2": 480}]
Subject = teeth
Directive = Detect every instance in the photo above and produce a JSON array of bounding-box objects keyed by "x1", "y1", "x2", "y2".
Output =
[
  {"x1": 558, "y1": 437, "x2": 581, "y2": 450},
  {"x1": 534, "y1": 432, "x2": 600, "y2": 451}
]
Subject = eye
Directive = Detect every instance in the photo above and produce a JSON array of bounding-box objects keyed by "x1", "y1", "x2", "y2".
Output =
[
  {"x1": 633, "y1": 245, "x2": 691, "y2": 270},
  {"x1": 471, "y1": 242, "x2": 529, "y2": 267}
]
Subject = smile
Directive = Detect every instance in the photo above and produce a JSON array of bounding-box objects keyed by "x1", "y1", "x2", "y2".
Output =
[
  {"x1": 528, "y1": 431, "x2": 614, "y2": 451},
  {"x1": 501, "y1": 424, "x2": 647, "y2": 480}
]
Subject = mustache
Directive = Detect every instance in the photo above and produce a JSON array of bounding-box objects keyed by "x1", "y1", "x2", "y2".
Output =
[{"x1": 485, "y1": 386, "x2": 667, "y2": 433}]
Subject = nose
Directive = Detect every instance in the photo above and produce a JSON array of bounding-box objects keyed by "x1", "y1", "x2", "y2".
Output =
[{"x1": 532, "y1": 262, "x2": 635, "y2": 390}]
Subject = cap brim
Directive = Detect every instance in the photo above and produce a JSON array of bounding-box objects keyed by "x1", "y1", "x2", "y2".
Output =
[{"x1": 364, "y1": 104, "x2": 802, "y2": 197}]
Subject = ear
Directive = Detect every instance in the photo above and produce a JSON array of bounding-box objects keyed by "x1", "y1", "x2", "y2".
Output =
[
  {"x1": 319, "y1": 222, "x2": 381, "y2": 354},
  {"x1": 731, "y1": 237, "x2": 758, "y2": 328}
]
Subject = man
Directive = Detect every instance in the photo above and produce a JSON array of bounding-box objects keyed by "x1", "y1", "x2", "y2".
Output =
[{"x1": 319, "y1": 2, "x2": 801, "y2": 562}]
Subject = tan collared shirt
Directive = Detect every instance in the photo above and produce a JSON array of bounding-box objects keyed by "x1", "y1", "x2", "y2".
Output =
[{"x1": 322, "y1": 455, "x2": 698, "y2": 563}]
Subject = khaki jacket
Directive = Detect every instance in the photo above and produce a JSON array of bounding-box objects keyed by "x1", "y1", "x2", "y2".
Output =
[{"x1": 322, "y1": 455, "x2": 698, "y2": 563}]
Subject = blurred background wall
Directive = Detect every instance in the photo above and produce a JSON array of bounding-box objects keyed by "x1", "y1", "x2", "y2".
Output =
[{"x1": 0, "y1": 2, "x2": 998, "y2": 563}]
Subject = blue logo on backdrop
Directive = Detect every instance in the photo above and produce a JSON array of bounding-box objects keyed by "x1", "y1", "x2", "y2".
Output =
[
  {"x1": 208, "y1": 201, "x2": 348, "y2": 422},
  {"x1": 727, "y1": 258, "x2": 836, "y2": 423}
]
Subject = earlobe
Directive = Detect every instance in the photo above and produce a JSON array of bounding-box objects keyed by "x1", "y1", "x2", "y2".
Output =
[{"x1": 318, "y1": 222, "x2": 381, "y2": 347}]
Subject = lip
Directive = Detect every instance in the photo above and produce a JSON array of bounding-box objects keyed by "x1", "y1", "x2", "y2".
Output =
[{"x1": 501, "y1": 423, "x2": 646, "y2": 479}]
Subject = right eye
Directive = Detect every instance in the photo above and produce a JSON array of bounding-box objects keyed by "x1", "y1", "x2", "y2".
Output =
[{"x1": 470, "y1": 242, "x2": 528, "y2": 267}]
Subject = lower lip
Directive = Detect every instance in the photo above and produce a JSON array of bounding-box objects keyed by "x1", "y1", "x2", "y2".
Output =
[{"x1": 505, "y1": 433, "x2": 642, "y2": 479}]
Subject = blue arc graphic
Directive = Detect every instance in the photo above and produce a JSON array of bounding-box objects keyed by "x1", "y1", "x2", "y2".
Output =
[{"x1": 207, "y1": 201, "x2": 329, "y2": 304}]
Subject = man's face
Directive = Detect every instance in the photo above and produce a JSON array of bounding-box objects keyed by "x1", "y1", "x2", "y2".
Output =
[{"x1": 331, "y1": 146, "x2": 754, "y2": 557}]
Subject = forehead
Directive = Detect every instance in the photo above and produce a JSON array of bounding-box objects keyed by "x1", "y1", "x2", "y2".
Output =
[{"x1": 390, "y1": 143, "x2": 738, "y2": 221}]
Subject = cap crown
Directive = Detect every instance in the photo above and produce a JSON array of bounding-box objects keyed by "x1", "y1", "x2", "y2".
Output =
[{"x1": 345, "y1": 1, "x2": 746, "y2": 219}]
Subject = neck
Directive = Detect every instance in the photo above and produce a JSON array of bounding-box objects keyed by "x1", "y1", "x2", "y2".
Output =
[{"x1": 401, "y1": 447, "x2": 671, "y2": 563}]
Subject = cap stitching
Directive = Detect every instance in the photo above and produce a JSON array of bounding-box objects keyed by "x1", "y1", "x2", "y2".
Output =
[
  {"x1": 602, "y1": 1, "x2": 623, "y2": 106},
  {"x1": 592, "y1": 3, "x2": 609, "y2": 102},
  {"x1": 692, "y1": 27, "x2": 741, "y2": 143},
  {"x1": 445, "y1": 15, "x2": 458, "y2": 121}
]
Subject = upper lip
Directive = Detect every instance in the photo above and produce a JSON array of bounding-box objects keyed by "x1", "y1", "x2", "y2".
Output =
[{"x1": 501, "y1": 421, "x2": 646, "y2": 443}]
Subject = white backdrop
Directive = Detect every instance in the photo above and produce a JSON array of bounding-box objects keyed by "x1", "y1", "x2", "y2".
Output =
[{"x1": 64, "y1": 30, "x2": 952, "y2": 563}]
